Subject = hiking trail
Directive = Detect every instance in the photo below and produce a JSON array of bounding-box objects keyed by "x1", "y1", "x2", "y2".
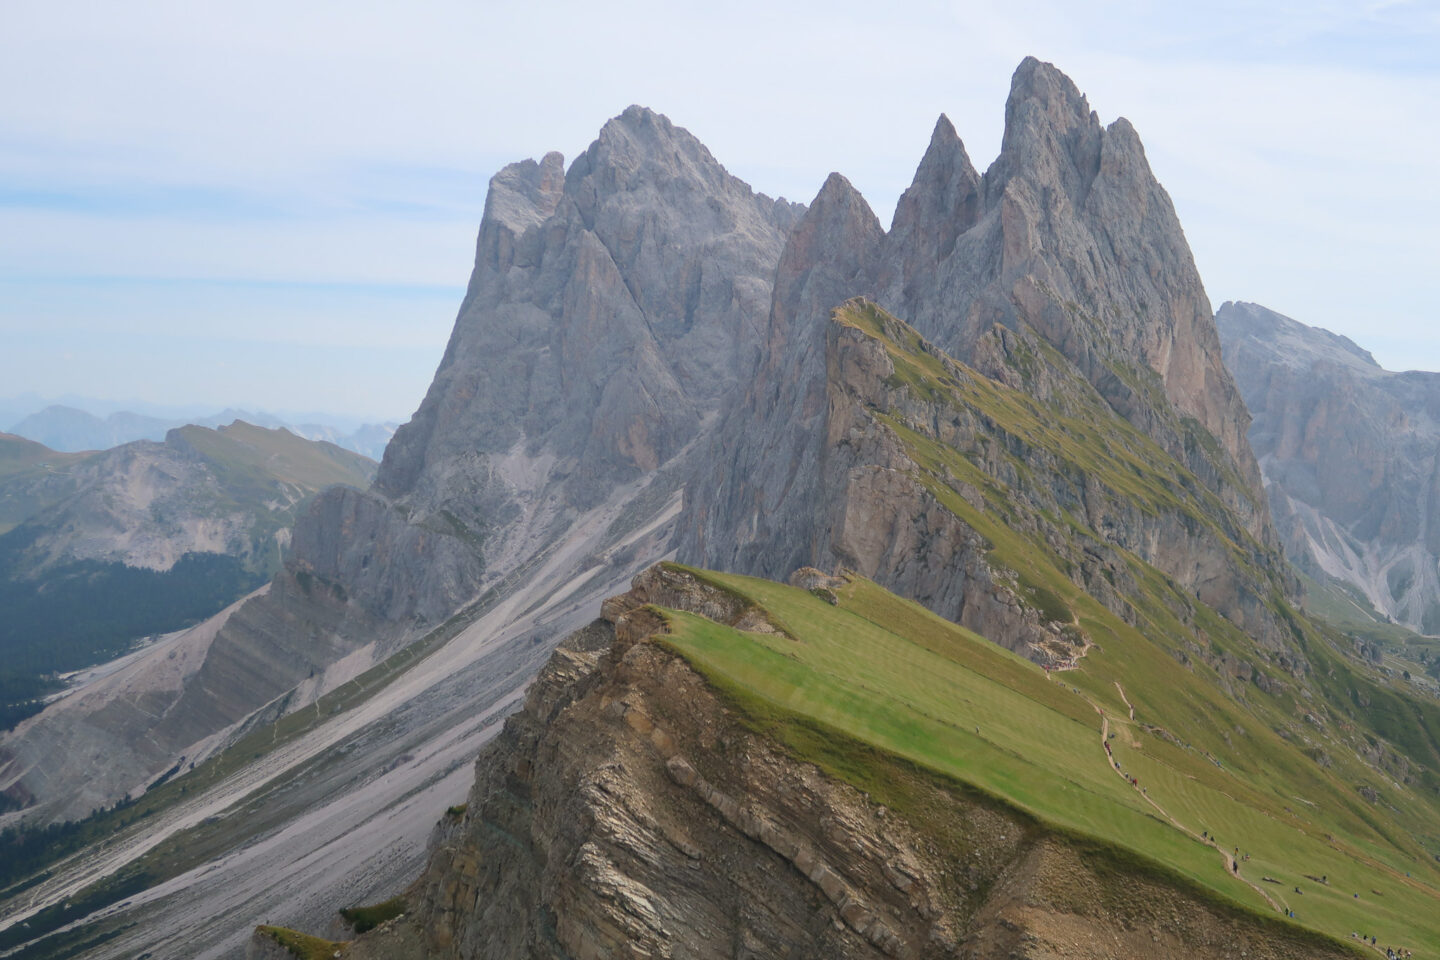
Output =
[{"x1": 1091, "y1": 699, "x2": 1288, "y2": 916}]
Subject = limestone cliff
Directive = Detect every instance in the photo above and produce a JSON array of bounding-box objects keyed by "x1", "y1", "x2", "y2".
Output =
[
  {"x1": 1218, "y1": 300, "x2": 1440, "y2": 633},
  {"x1": 0, "y1": 108, "x2": 801, "y2": 825},
  {"x1": 682, "y1": 57, "x2": 1284, "y2": 656},
  {"x1": 692, "y1": 299, "x2": 1291, "y2": 667},
  {"x1": 881, "y1": 61, "x2": 1263, "y2": 514},
  {"x1": 337, "y1": 565, "x2": 1349, "y2": 960}
]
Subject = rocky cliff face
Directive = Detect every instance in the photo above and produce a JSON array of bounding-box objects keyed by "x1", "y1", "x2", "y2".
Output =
[
  {"x1": 682, "y1": 57, "x2": 1285, "y2": 655},
  {"x1": 339, "y1": 565, "x2": 1348, "y2": 960},
  {"x1": 1218, "y1": 300, "x2": 1440, "y2": 633},
  {"x1": 880, "y1": 62, "x2": 1261, "y2": 506},
  {"x1": 0, "y1": 109, "x2": 801, "y2": 825},
  {"x1": 692, "y1": 299, "x2": 1291, "y2": 666}
]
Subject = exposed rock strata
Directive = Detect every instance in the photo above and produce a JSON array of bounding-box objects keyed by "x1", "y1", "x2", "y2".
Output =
[
  {"x1": 682, "y1": 57, "x2": 1286, "y2": 656},
  {"x1": 341, "y1": 565, "x2": 1350, "y2": 960},
  {"x1": 686, "y1": 296, "x2": 1291, "y2": 664},
  {"x1": 1219, "y1": 300, "x2": 1440, "y2": 633}
]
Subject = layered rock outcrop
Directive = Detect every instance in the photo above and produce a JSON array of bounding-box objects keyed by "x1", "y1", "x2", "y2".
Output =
[
  {"x1": 340, "y1": 565, "x2": 1349, "y2": 960},
  {"x1": 688, "y1": 298, "x2": 1289, "y2": 665},
  {"x1": 682, "y1": 58, "x2": 1287, "y2": 655},
  {"x1": 1219, "y1": 300, "x2": 1440, "y2": 633}
]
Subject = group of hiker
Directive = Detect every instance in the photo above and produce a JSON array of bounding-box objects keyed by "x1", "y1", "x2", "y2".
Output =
[
  {"x1": 1104, "y1": 737, "x2": 1144, "y2": 793},
  {"x1": 1351, "y1": 932, "x2": 1410, "y2": 958}
]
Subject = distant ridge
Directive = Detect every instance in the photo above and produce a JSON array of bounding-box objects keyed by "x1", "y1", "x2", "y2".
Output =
[
  {"x1": 1219, "y1": 299, "x2": 1440, "y2": 634},
  {"x1": 7, "y1": 403, "x2": 398, "y2": 459}
]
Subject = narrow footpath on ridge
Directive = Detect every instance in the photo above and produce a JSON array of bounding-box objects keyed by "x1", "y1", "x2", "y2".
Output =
[
  {"x1": 1085, "y1": 690, "x2": 1287, "y2": 915},
  {"x1": 1049, "y1": 649, "x2": 1401, "y2": 952},
  {"x1": 1114, "y1": 680, "x2": 1135, "y2": 720}
]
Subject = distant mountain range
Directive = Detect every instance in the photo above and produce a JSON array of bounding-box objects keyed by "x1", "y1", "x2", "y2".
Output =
[
  {"x1": 4, "y1": 403, "x2": 399, "y2": 460},
  {"x1": 0, "y1": 422, "x2": 376, "y2": 732}
]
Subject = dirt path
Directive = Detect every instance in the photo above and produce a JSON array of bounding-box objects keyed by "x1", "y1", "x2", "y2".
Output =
[
  {"x1": 1114, "y1": 680, "x2": 1135, "y2": 720},
  {"x1": 1091, "y1": 701, "x2": 1288, "y2": 915}
]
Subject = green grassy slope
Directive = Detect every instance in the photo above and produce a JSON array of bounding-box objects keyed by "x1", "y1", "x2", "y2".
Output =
[
  {"x1": 0, "y1": 433, "x2": 88, "y2": 479},
  {"x1": 660, "y1": 566, "x2": 1440, "y2": 953},
  {"x1": 654, "y1": 301, "x2": 1440, "y2": 954}
]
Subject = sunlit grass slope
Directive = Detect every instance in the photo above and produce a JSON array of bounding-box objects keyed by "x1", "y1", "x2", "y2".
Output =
[
  {"x1": 648, "y1": 303, "x2": 1440, "y2": 955},
  {"x1": 659, "y1": 565, "x2": 1440, "y2": 953}
]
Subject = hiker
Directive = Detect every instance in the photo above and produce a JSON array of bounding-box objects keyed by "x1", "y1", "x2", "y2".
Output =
[{"x1": 1232, "y1": 861, "x2": 1238, "y2": 874}]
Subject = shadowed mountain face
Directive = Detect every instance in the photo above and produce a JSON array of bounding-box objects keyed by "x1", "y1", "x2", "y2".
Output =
[
  {"x1": 680, "y1": 56, "x2": 1285, "y2": 648},
  {"x1": 1219, "y1": 300, "x2": 1440, "y2": 634}
]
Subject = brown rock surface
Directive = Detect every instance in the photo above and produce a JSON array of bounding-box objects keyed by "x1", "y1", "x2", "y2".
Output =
[{"x1": 344, "y1": 565, "x2": 1351, "y2": 960}]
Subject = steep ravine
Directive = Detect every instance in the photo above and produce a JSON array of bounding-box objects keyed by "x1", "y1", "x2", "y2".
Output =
[{"x1": 331, "y1": 565, "x2": 1352, "y2": 960}]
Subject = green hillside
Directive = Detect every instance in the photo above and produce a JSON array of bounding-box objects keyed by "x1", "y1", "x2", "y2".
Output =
[
  {"x1": 171, "y1": 420, "x2": 376, "y2": 499},
  {"x1": 659, "y1": 565, "x2": 1440, "y2": 955},
  {"x1": 649, "y1": 302, "x2": 1440, "y2": 955}
]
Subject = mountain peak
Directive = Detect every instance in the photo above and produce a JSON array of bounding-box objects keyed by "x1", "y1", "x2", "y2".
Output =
[
  {"x1": 994, "y1": 56, "x2": 1103, "y2": 198},
  {"x1": 930, "y1": 112, "x2": 959, "y2": 147},
  {"x1": 885, "y1": 113, "x2": 981, "y2": 265},
  {"x1": 813, "y1": 171, "x2": 873, "y2": 215},
  {"x1": 482, "y1": 151, "x2": 565, "y2": 235},
  {"x1": 775, "y1": 173, "x2": 882, "y2": 290},
  {"x1": 1007, "y1": 56, "x2": 1092, "y2": 119},
  {"x1": 1217, "y1": 300, "x2": 1380, "y2": 369},
  {"x1": 576, "y1": 105, "x2": 718, "y2": 180}
]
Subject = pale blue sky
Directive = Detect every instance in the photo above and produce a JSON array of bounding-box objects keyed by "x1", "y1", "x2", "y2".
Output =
[{"x1": 2, "y1": 0, "x2": 1437, "y2": 422}]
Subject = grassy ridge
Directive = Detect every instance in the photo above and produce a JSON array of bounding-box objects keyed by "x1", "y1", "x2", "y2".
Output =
[
  {"x1": 836, "y1": 300, "x2": 1440, "y2": 869},
  {"x1": 651, "y1": 302, "x2": 1440, "y2": 952},
  {"x1": 659, "y1": 567, "x2": 1439, "y2": 951},
  {"x1": 172, "y1": 421, "x2": 375, "y2": 503}
]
